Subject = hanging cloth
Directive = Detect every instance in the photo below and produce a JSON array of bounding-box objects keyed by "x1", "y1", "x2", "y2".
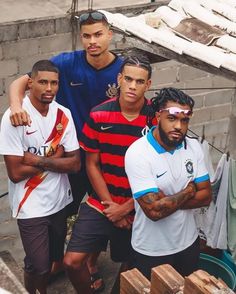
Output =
[{"x1": 227, "y1": 159, "x2": 236, "y2": 262}]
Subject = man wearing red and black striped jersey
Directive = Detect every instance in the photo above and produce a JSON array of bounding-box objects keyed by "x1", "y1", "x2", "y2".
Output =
[{"x1": 63, "y1": 55, "x2": 153, "y2": 293}]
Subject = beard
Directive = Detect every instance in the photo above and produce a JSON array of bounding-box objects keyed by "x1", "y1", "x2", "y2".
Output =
[{"x1": 158, "y1": 121, "x2": 185, "y2": 148}]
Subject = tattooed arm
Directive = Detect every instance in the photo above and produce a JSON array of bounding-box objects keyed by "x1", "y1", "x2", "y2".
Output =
[{"x1": 137, "y1": 182, "x2": 196, "y2": 221}]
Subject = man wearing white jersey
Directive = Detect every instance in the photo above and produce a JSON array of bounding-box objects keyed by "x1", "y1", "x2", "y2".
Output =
[
  {"x1": 0, "y1": 60, "x2": 81, "y2": 294},
  {"x1": 125, "y1": 87, "x2": 212, "y2": 279}
]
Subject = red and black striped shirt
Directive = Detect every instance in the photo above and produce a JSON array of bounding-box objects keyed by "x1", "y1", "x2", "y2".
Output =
[{"x1": 80, "y1": 97, "x2": 154, "y2": 211}]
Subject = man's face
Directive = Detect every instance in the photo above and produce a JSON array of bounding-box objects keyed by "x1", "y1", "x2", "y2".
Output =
[
  {"x1": 117, "y1": 65, "x2": 151, "y2": 104},
  {"x1": 156, "y1": 101, "x2": 192, "y2": 149},
  {"x1": 80, "y1": 22, "x2": 112, "y2": 57},
  {"x1": 28, "y1": 71, "x2": 59, "y2": 105}
]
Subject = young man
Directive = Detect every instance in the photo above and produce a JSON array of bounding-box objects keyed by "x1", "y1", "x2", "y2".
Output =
[
  {"x1": 125, "y1": 87, "x2": 212, "y2": 279},
  {"x1": 0, "y1": 60, "x2": 80, "y2": 294},
  {"x1": 8, "y1": 10, "x2": 122, "y2": 290},
  {"x1": 63, "y1": 55, "x2": 153, "y2": 293}
]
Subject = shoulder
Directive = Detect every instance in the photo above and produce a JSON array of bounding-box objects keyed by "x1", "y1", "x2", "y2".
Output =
[
  {"x1": 52, "y1": 101, "x2": 73, "y2": 118},
  {"x1": 91, "y1": 97, "x2": 117, "y2": 113},
  {"x1": 51, "y1": 50, "x2": 84, "y2": 67},
  {"x1": 185, "y1": 136, "x2": 203, "y2": 155},
  {"x1": 126, "y1": 135, "x2": 147, "y2": 157}
]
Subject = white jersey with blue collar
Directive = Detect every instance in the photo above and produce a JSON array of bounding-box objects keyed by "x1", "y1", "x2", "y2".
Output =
[{"x1": 125, "y1": 126, "x2": 209, "y2": 256}]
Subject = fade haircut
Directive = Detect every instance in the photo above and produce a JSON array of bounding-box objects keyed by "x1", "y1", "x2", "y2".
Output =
[
  {"x1": 120, "y1": 54, "x2": 152, "y2": 79},
  {"x1": 151, "y1": 87, "x2": 195, "y2": 112},
  {"x1": 31, "y1": 60, "x2": 59, "y2": 78}
]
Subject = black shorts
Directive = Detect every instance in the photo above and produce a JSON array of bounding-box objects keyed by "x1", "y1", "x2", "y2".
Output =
[
  {"x1": 66, "y1": 203, "x2": 132, "y2": 263},
  {"x1": 17, "y1": 208, "x2": 67, "y2": 275},
  {"x1": 131, "y1": 237, "x2": 200, "y2": 279}
]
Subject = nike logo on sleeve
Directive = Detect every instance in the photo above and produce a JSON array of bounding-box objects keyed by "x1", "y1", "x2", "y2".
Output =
[
  {"x1": 156, "y1": 171, "x2": 167, "y2": 178},
  {"x1": 26, "y1": 130, "x2": 37, "y2": 135}
]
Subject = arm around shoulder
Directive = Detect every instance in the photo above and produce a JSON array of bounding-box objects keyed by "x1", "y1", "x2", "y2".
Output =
[{"x1": 9, "y1": 74, "x2": 31, "y2": 127}]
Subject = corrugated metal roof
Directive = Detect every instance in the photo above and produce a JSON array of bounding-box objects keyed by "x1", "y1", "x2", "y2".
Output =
[{"x1": 100, "y1": 0, "x2": 236, "y2": 80}]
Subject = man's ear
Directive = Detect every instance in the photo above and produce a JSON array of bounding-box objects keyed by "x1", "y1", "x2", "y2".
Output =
[
  {"x1": 155, "y1": 111, "x2": 161, "y2": 122},
  {"x1": 28, "y1": 78, "x2": 33, "y2": 89},
  {"x1": 145, "y1": 79, "x2": 151, "y2": 91},
  {"x1": 117, "y1": 73, "x2": 122, "y2": 88}
]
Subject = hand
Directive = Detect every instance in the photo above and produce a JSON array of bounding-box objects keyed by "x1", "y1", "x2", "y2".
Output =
[
  {"x1": 102, "y1": 201, "x2": 124, "y2": 222},
  {"x1": 10, "y1": 106, "x2": 31, "y2": 127},
  {"x1": 113, "y1": 217, "x2": 131, "y2": 230},
  {"x1": 23, "y1": 151, "x2": 39, "y2": 166},
  {"x1": 47, "y1": 145, "x2": 64, "y2": 158},
  {"x1": 186, "y1": 181, "x2": 196, "y2": 199}
]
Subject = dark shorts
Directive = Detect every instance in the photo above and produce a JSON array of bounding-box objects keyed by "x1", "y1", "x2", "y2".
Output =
[
  {"x1": 66, "y1": 203, "x2": 132, "y2": 263},
  {"x1": 131, "y1": 237, "x2": 200, "y2": 279},
  {"x1": 17, "y1": 208, "x2": 67, "y2": 275}
]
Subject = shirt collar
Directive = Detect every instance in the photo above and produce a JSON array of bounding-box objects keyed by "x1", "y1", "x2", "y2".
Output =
[{"x1": 147, "y1": 126, "x2": 183, "y2": 154}]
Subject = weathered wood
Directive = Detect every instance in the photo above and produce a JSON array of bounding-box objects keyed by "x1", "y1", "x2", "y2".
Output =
[
  {"x1": 120, "y1": 268, "x2": 150, "y2": 294},
  {"x1": 150, "y1": 264, "x2": 184, "y2": 294},
  {"x1": 184, "y1": 270, "x2": 235, "y2": 294}
]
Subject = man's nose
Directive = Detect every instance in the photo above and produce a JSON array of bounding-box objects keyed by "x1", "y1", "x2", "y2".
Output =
[
  {"x1": 129, "y1": 80, "x2": 137, "y2": 89},
  {"x1": 46, "y1": 83, "x2": 52, "y2": 91}
]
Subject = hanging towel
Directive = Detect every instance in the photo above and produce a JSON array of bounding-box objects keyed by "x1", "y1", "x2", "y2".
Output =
[
  {"x1": 227, "y1": 159, "x2": 236, "y2": 262},
  {"x1": 194, "y1": 153, "x2": 229, "y2": 249}
]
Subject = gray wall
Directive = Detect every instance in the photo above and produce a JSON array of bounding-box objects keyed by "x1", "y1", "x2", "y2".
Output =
[{"x1": 0, "y1": 15, "x2": 236, "y2": 197}]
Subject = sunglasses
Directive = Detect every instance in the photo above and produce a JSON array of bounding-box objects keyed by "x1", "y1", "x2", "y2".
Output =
[
  {"x1": 78, "y1": 11, "x2": 108, "y2": 26},
  {"x1": 160, "y1": 107, "x2": 193, "y2": 117}
]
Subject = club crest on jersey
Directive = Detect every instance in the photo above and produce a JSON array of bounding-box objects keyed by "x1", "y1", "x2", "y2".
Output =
[
  {"x1": 185, "y1": 160, "x2": 194, "y2": 174},
  {"x1": 106, "y1": 83, "x2": 118, "y2": 98},
  {"x1": 56, "y1": 123, "x2": 63, "y2": 135}
]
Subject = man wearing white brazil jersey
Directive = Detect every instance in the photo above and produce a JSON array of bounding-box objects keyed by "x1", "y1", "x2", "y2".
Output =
[
  {"x1": 0, "y1": 60, "x2": 80, "y2": 294},
  {"x1": 125, "y1": 87, "x2": 212, "y2": 279}
]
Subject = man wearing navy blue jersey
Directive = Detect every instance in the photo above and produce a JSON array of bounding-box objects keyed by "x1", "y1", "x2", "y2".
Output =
[{"x1": 8, "y1": 10, "x2": 122, "y2": 292}]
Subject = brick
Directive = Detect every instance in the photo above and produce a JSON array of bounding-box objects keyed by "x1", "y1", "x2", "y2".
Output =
[
  {"x1": 204, "y1": 89, "x2": 234, "y2": 106},
  {"x1": 18, "y1": 54, "x2": 52, "y2": 74},
  {"x1": 211, "y1": 75, "x2": 236, "y2": 88},
  {"x1": 2, "y1": 39, "x2": 39, "y2": 60},
  {"x1": 3, "y1": 76, "x2": 17, "y2": 96},
  {"x1": 0, "y1": 79, "x2": 4, "y2": 95},
  {"x1": 179, "y1": 65, "x2": 208, "y2": 81},
  {"x1": 0, "y1": 95, "x2": 9, "y2": 114},
  {"x1": 205, "y1": 119, "x2": 230, "y2": 137},
  {"x1": 0, "y1": 60, "x2": 18, "y2": 78},
  {"x1": 184, "y1": 77, "x2": 212, "y2": 95},
  {"x1": 18, "y1": 19, "x2": 55, "y2": 39},
  {"x1": 0, "y1": 24, "x2": 18, "y2": 42},
  {"x1": 190, "y1": 108, "x2": 211, "y2": 125},
  {"x1": 211, "y1": 104, "x2": 231, "y2": 120},
  {"x1": 191, "y1": 93, "x2": 204, "y2": 108},
  {"x1": 39, "y1": 33, "x2": 72, "y2": 54},
  {"x1": 152, "y1": 66, "x2": 178, "y2": 84},
  {"x1": 55, "y1": 16, "x2": 71, "y2": 34}
]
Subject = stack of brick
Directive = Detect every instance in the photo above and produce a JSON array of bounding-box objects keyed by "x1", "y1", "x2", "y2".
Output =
[{"x1": 121, "y1": 264, "x2": 235, "y2": 294}]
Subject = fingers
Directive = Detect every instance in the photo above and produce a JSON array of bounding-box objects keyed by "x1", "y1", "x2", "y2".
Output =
[{"x1": 10, "y1": 110, "x2": 31, "y2": 127}]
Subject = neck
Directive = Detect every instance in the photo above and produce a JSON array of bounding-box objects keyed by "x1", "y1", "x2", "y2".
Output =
[
  {"x1": 29, "y1": 96, "x2": 49, "y2": 117},
  {"x1": 119, "y1": 96, "x2": 145, "y2": 120},
  {"x1": 86, "y1": 51, "x2": 114, "y2": 69},
  {"x1": 153, "y1": 127, "x2": 175, "y2": 152}
]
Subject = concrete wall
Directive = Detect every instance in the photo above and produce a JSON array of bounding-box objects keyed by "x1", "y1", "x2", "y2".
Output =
[{"x1": 0, "y1": 15, "x2": 236, "y2": 198}]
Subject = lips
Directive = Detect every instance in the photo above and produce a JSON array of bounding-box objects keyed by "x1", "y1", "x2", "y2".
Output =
[
  {"x1": 169, "y1": 132, "x2": 182, "y2": 139},
  {"x1": 126, "y1": 92, "x2": 136, "y2": 98}
]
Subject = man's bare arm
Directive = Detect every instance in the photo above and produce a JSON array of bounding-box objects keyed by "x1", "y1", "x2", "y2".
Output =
[
  {"x1": 23, "y1": 149, "x2": 81, "y2": 174},
  {"x1": 181, "y1": 180, "x2": 212, "y2": 209},
  {"x1": 137, "y1": 182, "x2": 196, "y2": 221},
  {"x1": 9, "y1": 74, "x2": 31, "y2": 126}
]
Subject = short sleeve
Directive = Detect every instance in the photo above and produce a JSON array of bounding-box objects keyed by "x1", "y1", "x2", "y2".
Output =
[{"x1": 125, "y1": 141, "x2": 158, "y2": 199}]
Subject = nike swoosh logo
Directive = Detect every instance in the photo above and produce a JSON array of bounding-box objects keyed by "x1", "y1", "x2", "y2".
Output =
[
  {"x1": 70, "y1": 82, "x2": 83, "y2": 86},
  {"x1": 26, "y1": 130, "x2": 37, "y2": 135},
  {"x1": 101, "y1": 126, "x2": 113, "y2": 131},
  {"x1": 156, "y1": 171, "x2": 167, "y2": 178}
]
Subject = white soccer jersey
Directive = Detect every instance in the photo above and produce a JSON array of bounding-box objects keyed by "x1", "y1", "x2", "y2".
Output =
[
  {"x1": 125, "y1": 127, "x2": 209, "y2": 256},
  {"x1": 0, "y1": 96, "x2": 79, "y2": 219}
]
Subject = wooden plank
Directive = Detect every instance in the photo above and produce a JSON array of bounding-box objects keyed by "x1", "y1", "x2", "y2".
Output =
[
  {"x1": 150, "y1": 264, "x2": 184, "y2": 294},
  {"x1": 120, "y1": 268, "x2": 150, "y2": 294}
]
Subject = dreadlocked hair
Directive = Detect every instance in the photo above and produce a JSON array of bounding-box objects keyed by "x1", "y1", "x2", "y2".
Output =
[{"x1": 151, "y1": 87, "x2": 195, "y2": 113}]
